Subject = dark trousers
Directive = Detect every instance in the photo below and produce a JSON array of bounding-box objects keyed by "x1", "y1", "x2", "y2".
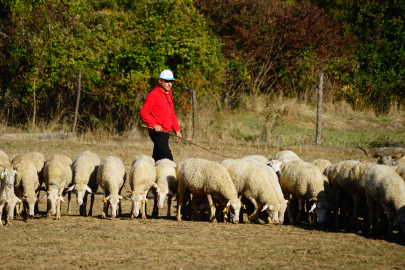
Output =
[{"x1": 149, "y1": 132, "x2": 173, "y2": 162}]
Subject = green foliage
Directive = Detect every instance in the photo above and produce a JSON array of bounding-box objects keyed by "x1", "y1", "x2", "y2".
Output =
[
  {"x1": 343, "y1": 0, "x2": 405, "y2": 112},
  {"x1": 0, "y1": 0, "x2": 225, "y2": 130}
]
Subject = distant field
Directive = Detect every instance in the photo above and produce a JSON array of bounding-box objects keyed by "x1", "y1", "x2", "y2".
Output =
[{"x1": 1, "y1": 138, "x2": 404, "y2": 269}]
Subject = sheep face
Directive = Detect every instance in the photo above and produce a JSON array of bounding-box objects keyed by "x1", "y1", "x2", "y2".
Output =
[
  {"x1": 1, "y1": 169, "x2": 17, "y2": 189},
  {"x1": 6, "y1": 197, "x2": 20, "y2": 220},
  {"x1": 73, "y1": 183, "x2": 92, "y2": 205},
  {"x1": 130, "y1": 192, "x2": 146, "y2": 218},
  {"x1": 44, "y1": 191, "x2": 64, "y2": 216},
  {"x1": 155, "y1": 184, "x2": 173, "y2": 209},
  {"x1": 267, "y1": 160, "x2": 283, "y2": 175},
  {"x1": 309, "y1": 201, "x2": 329, "y2": 225},
  {"x1": 228, "y1": 198, "x2": 241, "y2": 224},
  {"x1": 107, "y1": 194, "x2": 123, "y2": 218},
  {"x1": 21, "y1": 194, "x2": 37, "y2": 217},
  {"x1": 378, "y1": 156, "x2": 395, "y2": 166},
  {"x1": 264, "y1": 204, "x2": 279, "y2": 224}
]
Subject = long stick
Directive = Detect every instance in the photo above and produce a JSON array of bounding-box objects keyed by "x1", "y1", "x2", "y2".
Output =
[{"x1": 141, "y1": 125, "x2": 233, "y2": 159}]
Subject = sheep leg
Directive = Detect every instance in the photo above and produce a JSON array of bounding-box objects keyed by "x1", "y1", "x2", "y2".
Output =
[
  {"x1": 0, "y1": 203, "x2": 4, "y2": 226},
  {"x1": 382, "y1": 205, "x2": 393, "y2": 239},
  {"x1": 206, "y1": 194, "x2": 216, "y2": 223},
  {"x1": 82, "y1": 193, "x2": 88, "y2": 217},
  {"x1": 176, "y1": 183, "x2": 187, "y2": 222},
  {"x1": 67, "y1": 191, "x2": 72, "y2": 215},
  {"x1": 351, "y1": 193, "x2": 360, "y2": 233},
  {"x1": 334, "y1": 188, "x2": 341, "y2": 231},
  {"x1": 191, "y1": 195, "x2": 199, "y2": 221},
  {"x1": 368, "y1": 198, "x2": 377, "y2": 237},
  {"x1": 118, "y1": 199, "x2": 122, "y2": 217},
  {"x1": 23, "y1": 201, "x2": 29, "y2": 221},
  {"x1": 152, "y1": 194, "x2": 159, "y2": 219},
  {"x1": 375, "y1": 204, "x2": 384, "y2": 237},
  {"x1": 47, "y1": 200, "x2": 51, "y2": 217},
  {"x1": 167, "y1": 195, "x2": 172, "y2": 218},
  {"x1": 88, "y1": 193, "x2": 95, "y2": 217},
  {"x1": 248, "y1": 198, "x2": 259, "y2": 224},
  {"x1": 297, "y1": 198, "x2": 304, "y2": 224},
  {"x1": 141, "y1": 200, "x2": 147, "y2": 219},
  {"x1": 56, "y1": 200, "x2": 61, "y2": 220},
  {"x1": 102, "y1": 197, "x2": 107, "y2": 219}
]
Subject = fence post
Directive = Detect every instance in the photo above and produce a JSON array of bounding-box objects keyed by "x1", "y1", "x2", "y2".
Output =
[
  {"x1": 73, "y1": 70, "x2": 82, "y2": 133},
  {"x1": 192, "y1": 89, "x2": 197, "y2": 141},
  {"x1": 315, "y1": 72, "x2": 323, "y2": 145}
]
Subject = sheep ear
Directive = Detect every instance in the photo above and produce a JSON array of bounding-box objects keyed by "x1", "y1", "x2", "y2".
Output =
[
  {"x1": 286, "y1": 200, "x2": 290, "y2": 204},
  {"x1": 226, "y1": 201, "x2": 230, "y2": 207},
  {"x1": 85, "y1": 185, "x2": 92, "y2": 194},
  {"x1": 41, "y1": 194, "x2": 48, "y2": 199},
  {"x1": 105, "y1": 195, "x2": 110, "y2": 201},
  {"x1": 309, "y1": 203, "x2": 317, "y2": 213},
  {"x1": 15, "y1": 196, "x2": 21, "y2": 203},
  {"x1": 168, "y1": 190, "x2": 175, "y2": 197},
  {"x1": 309, "y1": 197, "x2": 318, "y2": 202},
  {"x1": 119, "y1": 195, "x2": 124, "y2": 200},
  {"x1": 67, "y1": 185, "x2": 75, "y2": 192},
  {"x1": 59, "y1": 196, "x2": 65, "y2": 203},
  {"x1": 152, "y1": 183, "x2": 158, "y2": 188},
  {"x1": 261, "y1": 205, "x2": 269, "y2": 212}
]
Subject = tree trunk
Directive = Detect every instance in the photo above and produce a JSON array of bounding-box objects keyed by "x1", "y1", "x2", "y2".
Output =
[
  {"x1": 73, "y1": 70, "x2": 82, "y2": 133},
  {"x1": 192, "y1": 89, "x2": 197, "y2": 141}
]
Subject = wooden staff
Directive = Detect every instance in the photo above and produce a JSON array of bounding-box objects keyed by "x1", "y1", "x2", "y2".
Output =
[{"x1": 141, "y1": 125, "x2": 233, "y2": 159}]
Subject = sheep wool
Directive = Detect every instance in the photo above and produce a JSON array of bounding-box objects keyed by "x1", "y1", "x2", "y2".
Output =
[
  {"x1": 177, "y1": 158, "x2": 241, "y2": 223},
  {"x1": 222, "y1": 159, "x2": 281, "y2": 224},
  {"x1": 152, "y1": 158, "x2": 177, "y2": 218},
  {"x1": 129, "y1": 155, "x2": 156, "y2": 219},
  {"x1": 43, "y1": 155, "x2": 72, "y2": 220},
  {"x1": 97, "y1": 156, "x2": 126, "y2": 218},
  {"x1": 68, "y1": 150, "x2": 101, "y2": 216},
  {"x1": 12, "y1": 156, "x2": 40, "y2": 219},
  {"x1": 365, "y1": 165, "x2": 405, "y2": 238},
  {"x1": 280, "y1": 160, "x2": 328, "y2": 225}
]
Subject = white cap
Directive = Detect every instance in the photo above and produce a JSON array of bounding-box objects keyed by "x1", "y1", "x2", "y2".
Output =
[{"x1": 159, "y1": 70, "x2": 176, "y2": 81}]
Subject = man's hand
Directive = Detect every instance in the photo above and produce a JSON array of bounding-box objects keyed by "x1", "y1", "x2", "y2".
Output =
[
  {"x1": 153, "y1": 125, "x2": 162, "y2": 132},
  {"x1": 175, "y1": 131, "x2": 182, "y2": 142}
]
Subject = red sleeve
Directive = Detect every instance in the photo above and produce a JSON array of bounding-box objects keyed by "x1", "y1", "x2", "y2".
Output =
[
  {"x1": 171, "y1": 110, "x2": 180, "y2": 132},
  {"x1": 140, "y1": 92, "x2": 157, "y2": 128}
]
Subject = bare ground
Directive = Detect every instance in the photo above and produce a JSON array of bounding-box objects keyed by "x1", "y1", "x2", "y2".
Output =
[{"x1": 1, "y1": 138, "x2": 404, "y2": 270}]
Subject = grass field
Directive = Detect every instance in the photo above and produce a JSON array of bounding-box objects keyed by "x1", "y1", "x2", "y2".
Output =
[{"x1": 1, "y1": 137, "x2": 404, "y2": 269}]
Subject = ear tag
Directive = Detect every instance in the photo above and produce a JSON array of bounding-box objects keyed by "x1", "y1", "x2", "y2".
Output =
[
  {"x1": 223, "y1": 208, "x2": 227, "y2": 213},
  {"x1": 146, "y1": 198, "x2": 148, "y2": 202},
  {"x1": 152, "y1": 183, "x2": 157, "y2": 188},
  {"x1": 103, "y1": 198, "x2": 107, "y2": 203},
  {"x1": 0, "y1": 173, "x2": 3, "y2": 179},
  {"x1": 243, "y1": 205, "x2": 246, "y2": 209}
]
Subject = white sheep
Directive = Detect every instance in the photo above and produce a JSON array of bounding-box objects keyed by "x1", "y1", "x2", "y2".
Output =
[
  {"x1": 42, "y1": 155, "x2": 72, "y2": 220},
  {"x1": 280, "y1": 160, "x2": 329, "y2": 225},
  {"x1": 176, "y1": 158, "x2": 241, "y2": 223},
  {"x1": 11, "y1": 156, "x2": 40, "y2": 219},
  {"x1": 312, "y1": 159, "x2": 332, "y2": 173},
  {"x1": 365, "y1": 164, "x2": 405, "y2": 238},
  {"x1": 0, "y1": 169, "x2": 21, "y2": 226},
  {"x1": 0, "y1": 150, "x2": 11, "y2": 171},
  {"x1": 67, "y1": 150, "x2": 100, "y2": 216},
  {"x1": 346, "y1": 162, "x2": 377, "y2": 232},
  {"x1": 396, "y1": 165, "x2": 405, "y2": 180},
  {"x1": 221, "y1": 159, "x2": 282, "y2": 224},
  {"x1": 274, "y1": 150, "x2": 302, "y2": 165},
  {"x1": 129, "y1": 155, "x2": 156, "y2": 219},
  {"x1": 243, "y1": 155, "x2": 269, "y2": 164},
  {"x1": 328, "y1": 160, "x2": 360, "y2": 230},
  {"x1": 151, "y1": 158, "x2": 177, "y2": 219},
  {"x1": 96, "y1": 156, "x2": 126, "y2": 218}
]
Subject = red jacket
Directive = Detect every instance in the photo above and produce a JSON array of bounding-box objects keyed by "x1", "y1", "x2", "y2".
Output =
[{"x1": 140, "y1": 86, "x2": 180, "y2": 133}]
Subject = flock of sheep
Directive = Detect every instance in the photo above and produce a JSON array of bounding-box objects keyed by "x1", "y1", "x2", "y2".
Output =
[{"x1": 0, "y1": 147, "x2": 405, "y2": 239}]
